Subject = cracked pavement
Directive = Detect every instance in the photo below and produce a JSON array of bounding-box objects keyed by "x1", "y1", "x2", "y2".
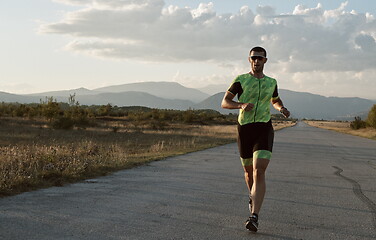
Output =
[{"x1": 1, "y1": 122, "x2": 376, "y2": 240}]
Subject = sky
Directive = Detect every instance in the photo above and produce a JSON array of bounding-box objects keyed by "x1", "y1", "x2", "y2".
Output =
[{"x1": 1, "y1": 0, "x2": 376, "y2": 100}]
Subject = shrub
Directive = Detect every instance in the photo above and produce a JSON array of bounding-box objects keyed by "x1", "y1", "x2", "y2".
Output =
[
  {"x1": 350, "y1": 116, "x2": 367, "y2": 130},
  {"x1": 97, "y1": 104, "x2": 113, "y2": 116},
  {"x1": 366, "y1": 104, "x2": 376, "y2": 129},
  {"x1": 148, "y1": 120, "x2": 167, "y2": 130},
  {"x1": 52, "y1": 117, "x2": 75, "y2": 130},
  {"x1": 183, "y1": 110, "x2": 195, "y2": 123},
  {"x1": 41, "y1": 97, "x2": 61, "y2": 121}
]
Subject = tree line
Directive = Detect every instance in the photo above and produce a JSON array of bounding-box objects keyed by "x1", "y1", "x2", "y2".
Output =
[
  {"x1": 0, "y1": 95, "x2": 298, "y2": 130},
  {"x1": 0, "y1": 95, "x2": 239, "y2": 129}
]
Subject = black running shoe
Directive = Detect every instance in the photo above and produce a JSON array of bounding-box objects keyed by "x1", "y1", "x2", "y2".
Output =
[{"x1": 245, "y1": 215, "x2": 258, "y2": 232}]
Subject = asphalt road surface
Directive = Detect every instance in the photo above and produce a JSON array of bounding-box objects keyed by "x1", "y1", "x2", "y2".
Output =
[{"x1": 1, "y1": 122, "x2": 376, "y2": 240}]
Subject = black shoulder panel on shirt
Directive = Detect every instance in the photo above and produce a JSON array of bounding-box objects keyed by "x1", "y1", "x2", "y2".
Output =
[
  {"x1": 273, "y1": 85, "x2": 278, "y2": 98},
  {"x1": 228, "y1": 82, "x2": 243, "y2": 98}
]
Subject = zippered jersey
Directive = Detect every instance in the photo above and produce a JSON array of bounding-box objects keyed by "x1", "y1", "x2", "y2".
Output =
[{"x1": 228, "y1": 73, "x2": 279, "y2": 125}]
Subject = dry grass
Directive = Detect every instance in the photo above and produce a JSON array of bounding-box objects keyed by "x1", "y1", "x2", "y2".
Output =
[
  {"x1": 0, "y1": 117, "x2": 236, "y2": 196},
  {"x1": 273, "y1": 120, "x2": 297, "y2": 130},
  {"x1": 305, "y1": 120, "x2": 376, "y2": 140},
  {"x1": 0, "y1": 117, "x2": 294, "y2": 196}
]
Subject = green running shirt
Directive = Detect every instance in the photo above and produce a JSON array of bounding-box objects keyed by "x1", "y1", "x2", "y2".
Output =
[{"x1": 228, "y1": 73, "x2": 279, "y2": 125}]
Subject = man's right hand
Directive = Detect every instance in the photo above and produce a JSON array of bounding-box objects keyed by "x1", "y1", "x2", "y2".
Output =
[{"x1": 241, "y1": 103, "x2": 254, "y2": 111}]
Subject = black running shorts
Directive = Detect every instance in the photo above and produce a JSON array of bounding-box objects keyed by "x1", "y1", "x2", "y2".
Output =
[{"x1": 237, "y1": 120, "x2": 274, "y2": 166}]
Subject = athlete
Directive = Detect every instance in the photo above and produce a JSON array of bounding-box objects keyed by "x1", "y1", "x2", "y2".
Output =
[{"x1": 221, "y1": 46, "x2": 290, "y2": 232}]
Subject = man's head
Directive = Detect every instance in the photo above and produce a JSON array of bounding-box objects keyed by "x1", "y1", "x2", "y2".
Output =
[
  {"x1": 249, "y1": 46, "x2": 267, "y2": 58},
  {"x1": 248, "y1": 46, "x2": 267, "y2": 74}
]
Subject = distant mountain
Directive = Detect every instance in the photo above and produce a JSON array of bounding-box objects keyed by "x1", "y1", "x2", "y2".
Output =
[
  {"x1": 193, "y1": 92, "x2": 235, "y2": 115},
  {"x1": 194, "y1": 90, "x2": 375, "y2": 120},
  {"x1": 0, "y1": 91, "x2": 41, "y2": 103},
  {"x1": 26, "y1": 87, "x2": 100, "y2": 97},
  {"x1": 1, "y1": 81, "x2": 375, "y2": 120},
  {"x1": 278, "y1": 89, "x2": 375, "y2": 120},
  {"x1": 198, "y1": 84, "x2": 229, "y2": 95},
  {"x1": 94, "y1": 82, "x2": 209, "y2": 103},
  {"x1": 74, "y1": 91, "x2": 193, "y2": 110}
]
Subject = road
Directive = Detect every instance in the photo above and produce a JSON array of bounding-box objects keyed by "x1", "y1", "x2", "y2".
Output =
[{"x1": 1, "y1": 122, "x2": 376, "y2": 240}]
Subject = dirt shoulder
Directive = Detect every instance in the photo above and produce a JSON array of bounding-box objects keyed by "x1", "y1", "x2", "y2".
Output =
[{"x1": 304, "y1": 120, "x2": 376, "y2": 140}]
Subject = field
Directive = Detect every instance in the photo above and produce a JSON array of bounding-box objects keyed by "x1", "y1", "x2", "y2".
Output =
[
  {"x1": 304, "y1": 120, "x2": 376, "y2": 140},
  {"x1": 0, "y1": 116, "x2": 295, "y2": 197}
]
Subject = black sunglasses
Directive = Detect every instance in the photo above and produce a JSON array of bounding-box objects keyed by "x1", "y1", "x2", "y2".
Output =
[{"x1": 250, "y1": 56, "x2": 266, "y2": 61}]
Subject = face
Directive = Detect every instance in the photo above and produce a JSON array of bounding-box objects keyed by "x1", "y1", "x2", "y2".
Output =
[{"x1": 249, "y1": 51, "x2": 267, "y2": 73}]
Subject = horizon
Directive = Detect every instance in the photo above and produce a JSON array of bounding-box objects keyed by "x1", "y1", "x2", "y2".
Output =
[
  {"x1": 2, "y1": 80, "x2": 375, "y2": 101},
  {"x1": 1, "y1": 1, "x2": 376, "y2": 100}
]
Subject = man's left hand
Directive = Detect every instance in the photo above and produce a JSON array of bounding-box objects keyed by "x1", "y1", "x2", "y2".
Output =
[{"x1": 280, "y1": 107, "x2": 290, "y2": 118}]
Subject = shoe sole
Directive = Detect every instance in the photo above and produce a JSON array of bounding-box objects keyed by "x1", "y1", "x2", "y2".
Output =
[{"x1": 245, "y1": 221, "x2": 258, "y2": 232}]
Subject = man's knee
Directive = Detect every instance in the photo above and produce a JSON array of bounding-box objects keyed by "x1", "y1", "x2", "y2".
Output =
[
  {"x1": 253, "y1": 158, "x2": 270, "y2": 169},
  {"x1": 253, "y1": 168, "x2": 266, "y2": 180},
  {"x1": 253, "y1": 158, "x2": 269, "y2": 179}
]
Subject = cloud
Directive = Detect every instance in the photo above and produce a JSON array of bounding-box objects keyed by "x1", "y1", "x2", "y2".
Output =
[
  {"x1": 39, "y1": 1, "x2": 376, "y2": 98},
  {"x1": 284, "y1": 69, "x2": 376, "y2": 99},
  {"x1": 355, "y1": 33, "x2": 376, "y2": 51},
  {"x1": 41, "y1": 1, "x2": 257, "y2": 62},
  {"x1": 52, "y1": 0, "x2": 164, "y2": 10},
  {"x1": 41, "y1": 1, "x2": 375, "y2": 67}
]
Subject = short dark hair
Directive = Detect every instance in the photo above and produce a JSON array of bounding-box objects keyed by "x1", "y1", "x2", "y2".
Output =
[{"x1": 250, "y1": 46, "x2": 267, "y2": 57}]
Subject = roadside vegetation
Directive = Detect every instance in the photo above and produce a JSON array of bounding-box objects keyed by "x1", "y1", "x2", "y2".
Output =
[
  {"x1": 305, "y1": 104, "x2": 376, "y2": 140},
  {"x1": 0, "y1": 97, "x2": 296, "y2": 197}
]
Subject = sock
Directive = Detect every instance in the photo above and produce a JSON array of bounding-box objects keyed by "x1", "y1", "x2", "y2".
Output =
[{"x1": 251, "y1": 213, "x2": 258, "y2": 220}]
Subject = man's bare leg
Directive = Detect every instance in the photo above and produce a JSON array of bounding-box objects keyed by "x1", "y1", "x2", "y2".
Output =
[
  {"x1": 251, "y1": 158, "x2": 270, "y2": 214},
  {"x1": 243, "y1": 165, "x2": 254, "y2": 213},
  {"x1": 244, "y1": 158, "x2": 269, "y2": 232},
  {"x1": 243, "y1": 165, "x2": 254, "y2": 194}
]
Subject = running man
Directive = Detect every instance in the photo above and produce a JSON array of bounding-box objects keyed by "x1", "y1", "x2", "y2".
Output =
[{"x1": 221, "y1": 46, "x2": 290, "y2": 232}]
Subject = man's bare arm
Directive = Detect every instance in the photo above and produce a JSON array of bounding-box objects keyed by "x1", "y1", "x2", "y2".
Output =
[
  {"x1": 271, "y1": 97, "x2": 290, "y2": 118},
  {"x1": 221, "y1": 91, "x2": 254, "y2": 111}
]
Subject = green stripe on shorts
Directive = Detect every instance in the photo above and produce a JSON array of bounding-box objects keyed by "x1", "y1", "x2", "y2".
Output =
[
  {"x1": 253, "y1": 150, "x2": 272, "y2": 160},
  {"x1": 240, "y1": 150, "x2": 272, "y2": 166},
  {"x1": 240, "y1": 157, "x2": 253, "y2": 166}
]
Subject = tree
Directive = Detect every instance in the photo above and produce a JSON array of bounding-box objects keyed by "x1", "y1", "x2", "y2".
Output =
[
  {"x1": 350, "y1": 116, "x2": 366, "y2": 130},
  {"x1": 98, "y1": 104, "x2": 113, "y2": 116},
  {"x1": 40, "y1": 97, "x2": 61, "y2": 122},
  {"x1": 68, "y1": 93, "x2": 79, "y2": 107},
  {"x1": 367, "y1": 104, "x2": 376, "y2": 129}
]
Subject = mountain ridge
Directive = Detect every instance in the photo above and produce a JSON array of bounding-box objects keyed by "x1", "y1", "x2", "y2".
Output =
[
  {"x1": 0, "y1": 81, "x2": 374, "y2": 120},
  {"x1": 93, "y1": 81, "x2": 209, "y2": 103},
  {"x1": 193, "y1": 90, "x2": 374, "y2": 120},
  {"x1": 26, "y1": 87, "x2": 99, "y2": 97}
]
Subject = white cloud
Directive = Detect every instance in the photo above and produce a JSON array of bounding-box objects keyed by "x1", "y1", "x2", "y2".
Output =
[
  {"x1": 40, "y1": 1, "x2": 376, "y2": 99},
  {"x1": 323, "y1": 1, "x2": 347, "y2": 19},
  {"x1": 191, "y1": 2, "x2": 215, "y2": 19},
  {"x1": 256, "y1": 5, "x2": 276, "y2": 17},
  {"x1": 41, "y1": 1, "x2": 376, "y2": 67},
  {"x1": 53, "y1": 0, "x2": 164, "y2": 10}
]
